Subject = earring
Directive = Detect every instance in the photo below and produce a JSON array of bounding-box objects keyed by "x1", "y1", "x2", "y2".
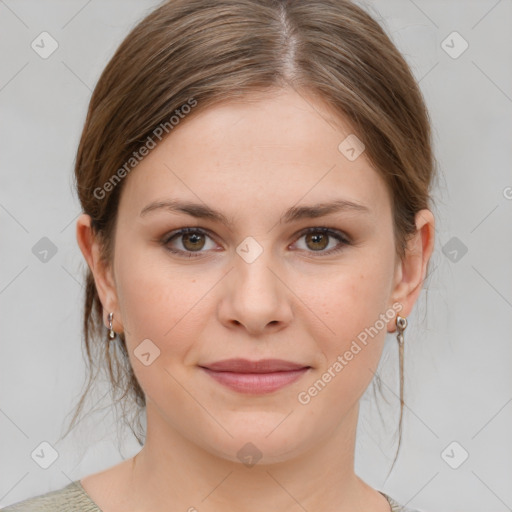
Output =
[
  {"x1": 107, "y1": 312, "x2": 116, "y2": 340},
  {"x1": 396, "y1": 315, "x2": 407, "y2": 344}
]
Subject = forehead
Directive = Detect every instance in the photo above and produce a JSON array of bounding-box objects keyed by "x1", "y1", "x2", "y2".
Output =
[{"x1": 118, "y1": 87, "x2": 392, "y2": 223}]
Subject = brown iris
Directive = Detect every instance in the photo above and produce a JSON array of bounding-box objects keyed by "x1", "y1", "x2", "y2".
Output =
[
  {"x1": 182, "y1": 232, "x2": 206, "y2": 251},
  {"x1": 305, "y1": 232, "x2": 329, "y2": 251}
]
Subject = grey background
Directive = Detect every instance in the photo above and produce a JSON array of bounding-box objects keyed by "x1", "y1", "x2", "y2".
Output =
[{"x1": 1, "y1": 1, "x2": 511, "y2": 510}]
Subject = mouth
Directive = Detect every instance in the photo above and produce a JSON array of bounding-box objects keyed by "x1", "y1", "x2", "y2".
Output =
[{"x1": 199, "y1": 358, "x2": 311, "y2": 394}]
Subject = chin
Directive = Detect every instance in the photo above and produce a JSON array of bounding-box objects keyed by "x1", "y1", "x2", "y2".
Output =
[{"x1": 197, "y1": 417, "x2": 312, "y2": 466}]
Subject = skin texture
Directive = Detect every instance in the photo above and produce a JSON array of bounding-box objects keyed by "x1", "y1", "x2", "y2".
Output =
[{"x1": 76, "y1": 86, "x2": 435, "y2": 512}]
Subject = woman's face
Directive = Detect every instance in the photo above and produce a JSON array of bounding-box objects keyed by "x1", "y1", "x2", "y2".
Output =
[{"x1": 82, "y1": 86, "x2": 427, "y2": 464}]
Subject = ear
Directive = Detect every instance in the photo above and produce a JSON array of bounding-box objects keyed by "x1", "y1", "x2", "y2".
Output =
[
  {"x1": 387, "y1": 209, "x2": 435, "y2": 333},
  {"x1": 76, "y1": 213, "x2": 123, "y2": 333}
]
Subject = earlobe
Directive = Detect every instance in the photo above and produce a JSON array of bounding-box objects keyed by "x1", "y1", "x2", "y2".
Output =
[{"x1": 76, "y1": 213, "x2": 121, "y2": 330}]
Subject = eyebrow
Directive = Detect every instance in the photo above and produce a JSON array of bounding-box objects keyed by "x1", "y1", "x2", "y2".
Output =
[{"x1": 139, "y1": 198, "x2": 371, "y2": 227}]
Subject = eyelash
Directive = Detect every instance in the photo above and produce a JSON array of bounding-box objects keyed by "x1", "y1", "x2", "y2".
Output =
[{"x1": 161, "y1": 226, "x2": 351, "y2": 258}]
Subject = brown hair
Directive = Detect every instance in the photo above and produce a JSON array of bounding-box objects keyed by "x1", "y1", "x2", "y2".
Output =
[{"x1": 63, "y1": 0, "x2": 437, "y2": 477}]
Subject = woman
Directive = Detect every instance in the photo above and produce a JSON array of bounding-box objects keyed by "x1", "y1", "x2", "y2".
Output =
[{"x1": 2, "y1": 0, "x2": 435, "y2": 510}]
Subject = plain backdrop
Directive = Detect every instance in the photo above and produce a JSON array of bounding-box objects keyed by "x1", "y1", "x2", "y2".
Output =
[{"x1": 1, "y1": 1, "x2": 511, "y2": 511}]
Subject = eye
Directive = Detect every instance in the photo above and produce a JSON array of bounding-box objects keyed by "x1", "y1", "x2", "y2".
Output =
[
  {"x1": 161, "y1": 226, "x2": 351, "y2": 258},
  {"x1": 291, "y1": 227, "x2": 351, "y2": 256},
  {"x1": 162, "y1": 227, "x2": 218, "y2": 257}
]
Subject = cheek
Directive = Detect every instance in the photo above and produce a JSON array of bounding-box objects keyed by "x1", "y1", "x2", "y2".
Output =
[
  {"x1": 113, "y1": 252, "x2": 208, "y2": 402},
  {"x1": 300, "y1": 259, "x2": 392, "y2": 394},
  {"x1": 313, "y1": 265, "x2": 391, "y2": 338},
  {"x1": 114, "y1": 245, "x2": 204, "y2": 351}
]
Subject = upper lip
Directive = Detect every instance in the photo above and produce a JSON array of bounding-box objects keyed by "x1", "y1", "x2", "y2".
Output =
[{"x1": 200, "y1": 358, "x2": 310, "y2": 373}]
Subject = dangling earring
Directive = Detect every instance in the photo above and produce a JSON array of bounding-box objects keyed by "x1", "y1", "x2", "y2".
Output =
[
  {"x1": 107, "y1": 312, "x2": 116, "y2": 340},
  {"x1": 394, "y1": 314, "x2": 408, "y2": 473},
  {"x1": 396, "y1": 315, "x2": 407, "y2": 345},
  {"x1": 396, "y1": 314, "x2": 407, "y2": 413}
]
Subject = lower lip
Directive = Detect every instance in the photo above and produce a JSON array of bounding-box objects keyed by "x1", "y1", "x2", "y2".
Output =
[{"x1": 200, "y1": 367, "x2": 310, "y2": 394}]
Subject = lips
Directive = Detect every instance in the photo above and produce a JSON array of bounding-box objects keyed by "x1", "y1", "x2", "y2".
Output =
[
  {"x1": 200, "y1": 358, "x2": 310, "y2": 373},
  {"x1": 199, "y1": 358, "x2": 311, "y2": 394}
]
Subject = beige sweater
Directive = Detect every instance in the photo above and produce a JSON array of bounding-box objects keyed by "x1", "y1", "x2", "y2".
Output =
[{"x1": 1, "y1": 480, "x2": 421, "y2": 511}]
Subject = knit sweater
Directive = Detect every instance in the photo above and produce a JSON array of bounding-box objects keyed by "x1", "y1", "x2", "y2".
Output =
[{"x1": 1, "y1": 480, "x2": 421, "y2": 511}]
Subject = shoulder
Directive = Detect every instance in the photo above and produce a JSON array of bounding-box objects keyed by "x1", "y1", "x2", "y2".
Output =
[
  {"x1": 1, "y1": 480, "x2": 101, "y2": 512},
  {"x1": 379, "y1": 491, "x2": 424, "y2": 512}
]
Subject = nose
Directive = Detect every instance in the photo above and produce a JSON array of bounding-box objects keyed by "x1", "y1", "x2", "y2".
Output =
[{"x1": 217, "y1": 248, "x2": 293, "y2": 336}]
